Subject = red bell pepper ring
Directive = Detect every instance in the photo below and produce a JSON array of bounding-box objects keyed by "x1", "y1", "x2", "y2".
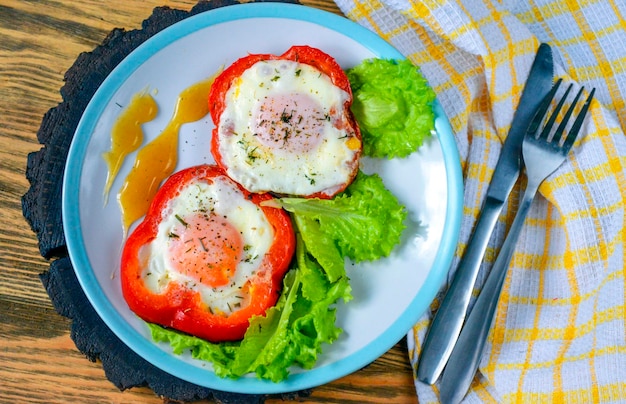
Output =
[
  {"x1": 120, "y1": 164, "x2": 295, "y2": 342},
  {"x1": 208, "y1": 45, "x2": 361, "y2": 199}
]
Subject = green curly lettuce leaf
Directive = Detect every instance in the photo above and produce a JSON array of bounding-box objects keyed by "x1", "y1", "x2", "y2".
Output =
[
  {"x1": 276, "y1": 171, "x2": 407, "y2": 265},
  {"x1": 347, "y1": 58, "x2": 436, "y2": 158}
]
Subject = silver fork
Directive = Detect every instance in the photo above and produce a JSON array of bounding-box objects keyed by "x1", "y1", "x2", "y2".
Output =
[{"x1": 437, "y1": 79, "x2": 595, "y2": 404}]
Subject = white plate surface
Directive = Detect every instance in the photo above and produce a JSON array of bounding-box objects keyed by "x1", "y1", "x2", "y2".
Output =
[{"x1": 63, "y1": 2, "x2": 463, "y2": 394}]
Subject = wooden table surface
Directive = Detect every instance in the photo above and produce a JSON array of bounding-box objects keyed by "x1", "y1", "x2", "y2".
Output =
[{"x1": 0, "y1": 1, "x2": 419, "y2": 402}]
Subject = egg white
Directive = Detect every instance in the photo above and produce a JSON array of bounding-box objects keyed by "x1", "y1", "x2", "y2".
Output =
[
  {"x1": 139, "y1": 176, "x2": 274, "y2": 315},
  {"x1": 216, "y1": 59, "x2": 359, "y2": 196}
]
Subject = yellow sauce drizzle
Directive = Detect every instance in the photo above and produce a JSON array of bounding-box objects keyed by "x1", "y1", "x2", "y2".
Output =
[
  {"x1": 117, "y1": 73, "x2": 220, "y2": 235},
  {"x1": 102, "y1": 91, "x2": 158, "y2": 201}
]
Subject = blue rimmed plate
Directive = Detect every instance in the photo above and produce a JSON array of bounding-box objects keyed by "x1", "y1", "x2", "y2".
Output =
[{"x1": 63, "y1": 2, "x2": 462, "y2": 394}]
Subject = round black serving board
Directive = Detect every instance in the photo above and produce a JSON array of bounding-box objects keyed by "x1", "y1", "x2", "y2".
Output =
[{"x1": 22, "y1": 1, "x2": 311, "y2": 402}]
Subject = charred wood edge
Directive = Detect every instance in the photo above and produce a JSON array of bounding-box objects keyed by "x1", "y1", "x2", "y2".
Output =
[{"x1": 22, "y1": 1, "x2": 309, "y2": 402}]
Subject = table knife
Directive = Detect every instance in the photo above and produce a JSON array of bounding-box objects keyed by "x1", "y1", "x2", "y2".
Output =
[{"x1": 416, "y1": 43, "x2": 555, "y2": 385}]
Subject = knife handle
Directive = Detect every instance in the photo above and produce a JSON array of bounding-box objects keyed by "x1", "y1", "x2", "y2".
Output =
[
  {"x1": 416, "y1": 196, "x2": 503, "y2": 384},
  {"x1": 438, "y1": 181, "x2": 538, "y2": 404}
]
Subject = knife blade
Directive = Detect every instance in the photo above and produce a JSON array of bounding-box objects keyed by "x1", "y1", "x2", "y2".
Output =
[{"x1": 416, "y1": 43, "x2": 554, "y2": 385}]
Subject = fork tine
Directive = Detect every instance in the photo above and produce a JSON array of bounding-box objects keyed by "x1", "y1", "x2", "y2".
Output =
[
  {"x1": 527, "y1": 78, "x2": 563, "y2": 135},
  {"x1": 561, "y1": 88, "x2": 596, "y2": 152},
  {"x1": 539, "y1": 83, "x2": 573, "y2": 140},
  {"x1": 553, "y1": 85, "x2": 584, "y2": 144}
]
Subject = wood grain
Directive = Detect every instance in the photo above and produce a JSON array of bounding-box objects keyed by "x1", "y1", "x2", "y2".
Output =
[{"x1": 0, "y1": 1, "x2": 419, "y2": 402}]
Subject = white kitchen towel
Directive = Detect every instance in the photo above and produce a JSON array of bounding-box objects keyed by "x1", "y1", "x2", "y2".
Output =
[{"x1": 333, "y1": 0, "x2": 626, "y2": 402}]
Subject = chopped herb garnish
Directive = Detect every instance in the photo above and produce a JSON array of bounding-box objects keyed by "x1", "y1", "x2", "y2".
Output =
[
  {"x1": 280, "y1": 108, "x2": 293, "y2": 123},
  {"x1": 198, "y1": 237, "x2": 207, "y2": 252},
  {"x1": 174, "y1": 214, "x2": 188, "y2": 227}
]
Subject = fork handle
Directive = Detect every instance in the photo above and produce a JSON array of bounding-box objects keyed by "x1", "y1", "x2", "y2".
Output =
[
  {"x1": 417, "y1": 196, "x2": 504, "y2": 384},
  {"x1": 438, "y1": 180, "x2": 539, "y2": 404}
]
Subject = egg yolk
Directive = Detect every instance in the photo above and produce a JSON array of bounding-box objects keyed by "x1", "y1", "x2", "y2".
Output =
[
  {"x1": 253, "y1": 93, "x2": 325, "y2": 154},
  {"x1": 167, "y1": 213, "x2": 243, "y2": 288}
]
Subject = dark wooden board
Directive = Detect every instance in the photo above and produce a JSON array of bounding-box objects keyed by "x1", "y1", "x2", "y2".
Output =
[{"x1": 21, "y1": 1, "x2": 311, "y2": 402}]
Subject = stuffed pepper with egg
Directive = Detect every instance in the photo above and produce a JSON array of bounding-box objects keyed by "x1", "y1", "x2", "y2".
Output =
[
  {"x1": 120, "y1": 164, "x2": 295, "y2": 342},
  {"x1": 209, "y1": 45, "x2": 362, "y2": 199}
]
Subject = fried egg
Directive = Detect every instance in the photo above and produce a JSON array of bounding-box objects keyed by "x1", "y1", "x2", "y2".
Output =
[
  {"x1": 138, "y1": 175, "x2": 274, "y2": 316},
  {"x1": 214, "y1": 59, "x2": 361, "y2": 198}
]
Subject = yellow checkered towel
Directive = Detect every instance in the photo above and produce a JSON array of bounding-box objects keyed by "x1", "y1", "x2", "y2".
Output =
[{"x1": 333, "y1": 0, "x2": 626, "y2": 402}]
